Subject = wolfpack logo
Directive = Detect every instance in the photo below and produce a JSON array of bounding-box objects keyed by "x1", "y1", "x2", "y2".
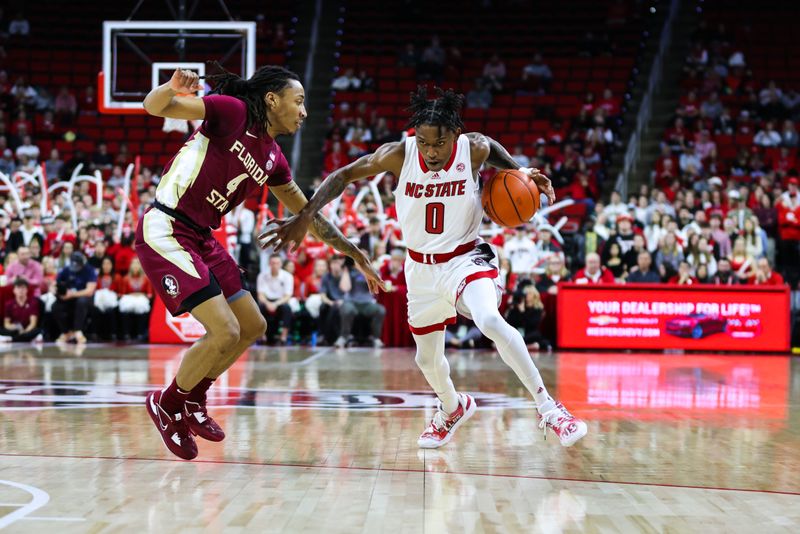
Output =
[
  {"x1": 456, "y1": 162, "x2": 466, "y2": 172},
  {"x1": 0, "y1": 381, "x2": 535, "y2": 412},
  {"x1": 162, "y1": 275, "x2": 180, "y2": 298}
]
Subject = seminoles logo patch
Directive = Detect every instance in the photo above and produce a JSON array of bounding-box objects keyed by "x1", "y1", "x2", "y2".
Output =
[
  {"x1": 162, "y1": 275, "x2": 180, "y2": 298},
  {"x1": 266, "y1": 160, "x2": 274, "y2": 171},
  {"x1": 456, "y1": 162, "x2": 466, "y2": 172}
]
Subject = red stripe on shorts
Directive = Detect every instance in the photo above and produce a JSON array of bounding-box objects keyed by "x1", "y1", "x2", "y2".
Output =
[{"x1": 409, "y1": 316, "x2": 457, "y2": 335}]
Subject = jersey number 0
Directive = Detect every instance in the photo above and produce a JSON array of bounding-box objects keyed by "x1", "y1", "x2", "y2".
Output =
[{"x1": 425, "y1": 202, "x2": 445, "y2": 234}]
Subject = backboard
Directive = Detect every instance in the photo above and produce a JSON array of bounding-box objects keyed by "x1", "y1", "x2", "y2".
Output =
[{"x1": 100, "y1": 20, "x2": 256, "y2": 114}]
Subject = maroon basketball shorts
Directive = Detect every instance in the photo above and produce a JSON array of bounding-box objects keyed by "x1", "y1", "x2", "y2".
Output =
[{"x1": 135, "y1": 207, "x2": 247, "y2": 316}]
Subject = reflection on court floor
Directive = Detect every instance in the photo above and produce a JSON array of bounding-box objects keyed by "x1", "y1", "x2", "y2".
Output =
[{"x1": 0, "y1": 344, "x2": 798, "y2": 532}]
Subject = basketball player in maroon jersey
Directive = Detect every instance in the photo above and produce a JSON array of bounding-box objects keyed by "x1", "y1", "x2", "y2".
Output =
[
  {"x1": 263, "y1": 87, "x2": 587, "y2": 448},
  {"x1": 138, "y1": 66, "x2": 383, "y2": 460}
]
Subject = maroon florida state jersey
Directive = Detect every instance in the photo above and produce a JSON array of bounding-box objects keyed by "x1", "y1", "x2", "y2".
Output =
[{"x1": 154, "y1": 94, "x2": 292, "y2": 229}]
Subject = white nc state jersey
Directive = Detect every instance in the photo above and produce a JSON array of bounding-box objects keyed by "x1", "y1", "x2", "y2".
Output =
[{"x1": 394, "y1": 134, "x2": 481, "y2": 253}]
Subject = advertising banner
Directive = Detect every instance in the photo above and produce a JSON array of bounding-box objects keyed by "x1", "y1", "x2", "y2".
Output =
[
  {"x1": 148, "y1": 296, "x2": 206, "y2": 344},
  {"x1": 557, "y1": 283, "x2": 790, "y2": 352}
]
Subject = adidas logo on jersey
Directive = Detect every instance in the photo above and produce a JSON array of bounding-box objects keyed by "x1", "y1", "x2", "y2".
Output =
[{"x1": 432, "y1": 172, "x2": 441, "y2": 179}]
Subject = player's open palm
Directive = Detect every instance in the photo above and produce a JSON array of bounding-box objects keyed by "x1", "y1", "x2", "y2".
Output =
[{"x1": 169, "y1": 68, "x2": 202, "y2": 94}]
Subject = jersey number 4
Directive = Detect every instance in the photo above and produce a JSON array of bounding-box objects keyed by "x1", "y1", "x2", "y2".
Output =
[{"x1": 425, "y1": 202, "x2": 445, "y2": 234}]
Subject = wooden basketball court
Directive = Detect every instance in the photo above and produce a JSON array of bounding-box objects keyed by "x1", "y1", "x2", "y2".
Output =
[{"x1": 0, "y1": 343, "x2": 797, "y2": 532}]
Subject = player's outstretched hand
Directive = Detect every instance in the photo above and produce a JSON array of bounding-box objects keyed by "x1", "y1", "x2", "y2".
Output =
[
  {"x1": 520, "y1": 167, "x2": 556, "y2": 205},
  {"x1": 258, "y1": 215, "x2": 312, "y2": 253},
  {"x1": 169, "y1": 68, "x2": 202, "y2": 94},
  {"x1": 353, "y1": 250, "x2": 387, "y2": 294}
]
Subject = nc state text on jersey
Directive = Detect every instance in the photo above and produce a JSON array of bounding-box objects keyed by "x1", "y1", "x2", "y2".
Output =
[
  {"x1": 229, "y1": 140, "x2": 270, "y2": 186},
  {"x1": 404, "y1": 180, "x2": 467, "y2": 199}
]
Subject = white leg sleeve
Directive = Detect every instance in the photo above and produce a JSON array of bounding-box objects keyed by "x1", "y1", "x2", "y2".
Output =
[
  {"x1": 460, "y1": 278, "x2": 553, "y2": 410},
  {"x1": 413, "y1": 330, "x2": 459, "y2": 414}
]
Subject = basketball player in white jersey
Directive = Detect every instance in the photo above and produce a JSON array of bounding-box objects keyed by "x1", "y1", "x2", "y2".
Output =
[{"x1": 262, "y1": 87, "x2": 587, "y2": 448}]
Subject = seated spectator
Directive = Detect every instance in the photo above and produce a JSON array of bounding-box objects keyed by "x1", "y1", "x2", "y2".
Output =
[
  {"x1": 5, "y1": 217, "x2": 23, "y2": 253},
  {"x1": 729, "y1": 236, "x2": 756, "y2": 280},
  {"x1": 44, "y1": 148, "x2": 63, "y2": 182},
  {"x1": 54, "y1": 85, "x2": 77, "y2": 125},
  {"x1": 694, "y1": 130, "x2": 717, "y2": 162},
  {"x1": 781, "y1": 120, "x2": 798, "y2": 148},
  {"x1": 482, "y1": 53, "x2": 506, "y2": 92},
  {"x1": 622, "y1": 234, "x2": 648, "y2": 271},
  {"x1": 355, "y1": 70, "x2": 375, "y2": 92},
  {"x1": 603, "y1": 242, "x2": 626, "y2": 281},
  {"x1": 0, "y1": 278, "x2": 41, "y2": 343},
  {"x1": 695, "y1": 263, "x2": 710, "y2": 284},
  {"x1": 710, "y1": 258, "x2": 739, "y2": 285},
  {"x1": 15, "y1": 134, "x2": 39, "y2": 162},
  {"x1": 535, "y1": 254, "x2": 570, "y2": 295},
  {"x1": 418, "y1": 35, "x2": 446, "y2": 83},
  {"x1": 91, "y1": 256, "x2": 122, "y2": 341},
  {"x1": 668, "y1": 261, "x2": 699, "y2": 285},
  {"x1": 257, "y1": 254, "x2": 294, "y2": 345},
  {"x1": 44, "y1": 215, "x2": 77, "y2": 258},
  {"x1": 754, "y1": 121, "x2": 782, "y2": 147},
  {"x1": 91, "y1": 142, "x2": 113, "y2": 171},
  {"x1": 503, "y1": 227, "x2": 537, "y2": 275},
  {"x1": 466, "y1": 78, "x2": 492, "y2": 109},
  {"x1": 52, "y1": 251, "x2": 97, "y2": 344},
  {"x1": 700, "y1": 91, "x2": 723, "y2": 120},
  {"x1": 748, "y1": 257, "x2": 785, "y2": 286},
  {"x1": 20, "y1": 213, "x2": 43, "y2": 249},
  {"x1": 397, "y1": 42, "x2": 418, "y2": 68},
  {"x1": 4, "y1": 246, "x2": 43, "y2": 297},
  {"x1": 573, "y1": 252, "x2": 615, "y2": 284},
  {"x1": 7, "y1": 11, "x2": 29, "y2": 36},
  {"x1": 335, "y1": 254, "x2": 386, "y2": 348},
  {"x1": 627, "y1": 251, "x2": 661, "y2": 283},
  {"x1": 331, "y1": 68, "x2": 357, "y2": 91},
  {"x1": 505, "y1": 284, "x2": 550, "y2": 350},
  {"x1": 511, "y1": 145, "x2": 530, "y2": 168},
  {"x1": 323, "y1": 141, "x2": 348, "y2": 175},
  {"x1": 115, "y1": 257, "x2": 152, "y2": 341},
  {"x1": 372, "y1": 117, "x2": 394, "y2": 144},
  {"x1": 686, "y1": 236, "x2": 718, "y2": 277},
  {"x1": 520, "y1": 53, "x2": 552, "y2": 94},
  {"x1": 0, "y1": 148, "x2": 15, "y2": 174}
]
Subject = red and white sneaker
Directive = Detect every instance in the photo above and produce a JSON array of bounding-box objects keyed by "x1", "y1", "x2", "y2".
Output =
[
  {"x1": 417, "y1": 393, "x2": 477, "y2": 449},
  {"x1": 537, "y1": 401, "x2": 588, "y2": 447},
  {"x1": 185, "y1": 400, "x2": 225, "y2": 442},
  {"x1": 145, "y1": 391, "x2": 198, "y2": 460}
]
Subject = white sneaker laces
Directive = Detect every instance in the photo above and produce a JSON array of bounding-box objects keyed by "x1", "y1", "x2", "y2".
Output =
[
  {"x1": 430, "y1": 409, "x2": 448, "y2": 431},
  {"x1": 538, "y1": 404, "x2": 570, "y2": 438}
]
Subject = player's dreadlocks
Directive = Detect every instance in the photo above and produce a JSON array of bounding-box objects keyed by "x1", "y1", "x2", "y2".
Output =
[
  {"x1": 205, "y1": 60, "x2": 300, "y2": 135},
  {"x1": 406, "y1": 86, "x2": 465, "y2": 133}
]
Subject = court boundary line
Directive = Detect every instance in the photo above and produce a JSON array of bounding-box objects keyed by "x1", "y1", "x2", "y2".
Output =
[{"x1": 1, "y1": 452, "x2": 798, "y2": 497}]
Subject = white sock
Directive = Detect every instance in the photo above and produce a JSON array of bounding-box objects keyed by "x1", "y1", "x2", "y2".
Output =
[
  {"x1": 460, "y1": 279, "x2": 553, "y2": 411},
  {"x1": 413, "y1": 330, "x2": 459, "y2": 414}
]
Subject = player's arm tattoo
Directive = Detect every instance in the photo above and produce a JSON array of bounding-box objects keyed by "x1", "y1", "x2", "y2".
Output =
[
  {"x1": 309, "y1": 213, "x2": 362, "y2": 258},
  {"x1": 485, "y1": 135, "x2": 523, "y2": 170}
]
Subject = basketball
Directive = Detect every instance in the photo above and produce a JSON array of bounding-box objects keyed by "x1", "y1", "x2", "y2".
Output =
[{"x1": 481, "y1": 169, "x2": 541, "y2": 227}]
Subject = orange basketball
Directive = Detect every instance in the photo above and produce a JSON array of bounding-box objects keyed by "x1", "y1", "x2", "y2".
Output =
[{"x1": 482, "y1": 169, "x2": 541, "y2": 227}]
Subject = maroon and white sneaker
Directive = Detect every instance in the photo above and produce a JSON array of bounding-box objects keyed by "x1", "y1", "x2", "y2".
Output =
[
  {"x1": 145, "y1": 391, "x2": 198, "y2": 460},
  {"x1": 537, "y1": 401, "x2": 588, "y2": 447},
  {"x1": 417, "y1": 393, "x2": 477, "y2": 449},
  {"x1": 185, "y1": 400, "x2": 225, "y2": 442}
]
